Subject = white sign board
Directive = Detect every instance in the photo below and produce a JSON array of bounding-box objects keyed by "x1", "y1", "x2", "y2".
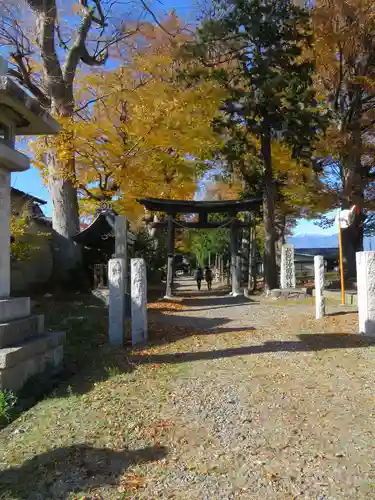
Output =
[{"x1": 335, "y1": 206, "x2": 357, "y2": 229}]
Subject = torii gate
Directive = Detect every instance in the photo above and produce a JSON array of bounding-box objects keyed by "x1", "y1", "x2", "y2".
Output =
[{"x1": 137, "y1": 197, "x2": 262, "y2": 298}]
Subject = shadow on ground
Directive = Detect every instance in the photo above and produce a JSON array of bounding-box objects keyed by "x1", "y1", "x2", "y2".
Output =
[
  {"x1": 131, "y1": 333, "x2": 375, "y2": 366},
  {"x1": 32, "y1": 293, "x2": 256, "y2": 398},
  {"x1": 180, "y1": 294, "x2": 258, "y2": 309},
  {"x1": 0, "y1": 444, "x2": 167, "y2": 499},
  {"x1": 326, "y1": 311, "x2": 357, "y2": 317},
  {"x1": 146, "y1": 317, "x2": 255, "y2": 345}
]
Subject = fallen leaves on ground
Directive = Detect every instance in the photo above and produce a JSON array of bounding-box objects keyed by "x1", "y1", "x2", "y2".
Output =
[
  {"x1": 118, "y1": 471, "x2": 146, "y2": 493},
  {"x1": 150, "y1": 419, "x2": 173, "y2": 448},
  {"x1": 148, "y1": 301, "x2": 185, "y2": 312}
]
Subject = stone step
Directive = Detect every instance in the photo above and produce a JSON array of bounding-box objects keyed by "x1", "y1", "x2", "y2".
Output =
[
  {"x1": 269, "y1": 288, "x2": 308, "y2": 300},
  {"x1": 0, "y1": 342, "x2": 64, "y2": 391},
  {"x1": 0, "y1": 331, "x2": 65, "y2": 370},
  {"x1": 0, "y1": 297, "x2": 30, "y2": 322},
  {"x1": 0, "y1": 315, "x2": 44, "y2": 348}
]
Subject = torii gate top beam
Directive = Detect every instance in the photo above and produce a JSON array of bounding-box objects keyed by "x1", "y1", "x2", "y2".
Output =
[{"x1": 137, "y1": 197, "x2": 262, "y2": 215}]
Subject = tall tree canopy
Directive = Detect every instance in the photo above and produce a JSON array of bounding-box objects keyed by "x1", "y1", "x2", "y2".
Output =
[
  {"x1": 0, "y1": 0, "x2": 166, "y2": 280},
  {"x1": 312, "y1": 0, "x2": 375, "y2": 276},
  {"x1": 186, "y1": 0, "x2": 326, "y2": 290},
  {"x1": 31, "y1": 15, "x2": 227, "y2": 221}
]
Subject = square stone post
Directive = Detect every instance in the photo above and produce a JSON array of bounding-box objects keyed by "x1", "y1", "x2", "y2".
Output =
[
  {"x1": 0, "y1": 168, "x2": 11, "y2": 298},
  {"x1": 314, "y1": 255, "x2": 325, "y2": 319},
  {"x1": 131, "y1": 258, "x2": 148, "y2": 345},
  {"x1": 108, "y1": 258, "x2": 125, "y2": 345},
  {"x1": 356, "y1": 251, "x2": 375, "y2": 336},
  {"x1": 115, "y1": 216, "x2": 128, "y2": 258},
  {"x1": 280, "y1": 244, "x2": 296, "y2": 289},
  {"x1": 115, "y1": 216, "x2": 130, "y2": 318}
]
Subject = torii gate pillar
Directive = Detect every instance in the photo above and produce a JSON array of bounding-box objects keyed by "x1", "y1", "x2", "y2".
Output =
[
  {"x1": 230, "y1": 220, "x2": 241, "y2": 296},
  {"x1": 165, "y1": 214, "x2": 175, "y2": 298}
]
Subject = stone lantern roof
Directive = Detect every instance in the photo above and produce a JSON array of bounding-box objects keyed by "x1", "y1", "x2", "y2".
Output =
[
  {"x1": 0, "y1": 57, "x2": 60, "y2": 136},
  {"x1": 0, "y1": 56, "x2": 60, "y2": 172},
  {"x1": 0, "y1": 77, "x2": 60, "y2": 136}
]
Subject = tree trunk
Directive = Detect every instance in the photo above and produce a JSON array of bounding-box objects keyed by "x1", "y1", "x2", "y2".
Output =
[
  {"x1": 341, "y1": 220, "x2": 363, "y2": 278},
  {"x1": 261, "y1": 128, "x2": 277, "y2": 292},
  {"x1": 341, "y1": 122, "x2": 364, "y2": 280},
  {"x1": 275, "y1": 212, "x2": 286, "y2": 267},
  {"x1": 48, "y1": 154, "x2": 81, "y2": 281},
  {"x1": 46, "y1": 96, "x2": 82, "y2": 283}
]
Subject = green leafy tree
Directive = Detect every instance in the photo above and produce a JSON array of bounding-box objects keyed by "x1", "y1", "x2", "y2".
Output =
[
  {"x1": 182, "y1": 212, "x2": 231, "y2": 267},
  {"x1": 189, "y1": 228, "x2": 230, "y2": 267},
  {"x1": 186, "y1": 0, "x2": 326, "y2": 291},
  {"x1": 312, "y1": 0, "x2": 375, "y2": 277}
]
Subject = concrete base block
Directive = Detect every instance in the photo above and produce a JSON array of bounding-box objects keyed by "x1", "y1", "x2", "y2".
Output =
[
  {"x1": 0, "y1": 314, "x2": 44, "y2": 348},
  {"x1": 92, "y1": 288, "x2": 109, "y2": 306},
  {"x1": 0, "y1": 297, "x2": 30, "y2": 322},
  {"x1": 270, "y1": 288, "x2": 308, "y2": 300},
  {"x1": 0, "y1": 344, "x2": 64, "y2": 391},
  {"x1": 357, "y1": 251, "x2": 375, "y2": 336},
  {"x1": 0, "y1": 295, "x2": 65, "y2": 391},
  {"x1": 0, "y1": 331, "x2": 65, "y2": 369}
]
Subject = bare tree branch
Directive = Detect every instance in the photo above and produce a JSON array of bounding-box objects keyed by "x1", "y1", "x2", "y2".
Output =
[
  {"x1": 56, "y1": 20, "x2": 70, "y2": 52},
  {"x1": 9, "y1": 51, "x2": 50, "y2": 106},
  {"x1": 74, "y1": 90, "x2": 118, "y2": 113},
  {"x1": 78, "y1": 183, "x2": 102, "y2": 201},
  {"x1": 139, "y1": 0, "x2": 173, "y2": 36},
  {"x1": 62, "y1": 5, "x2": 98, "y2": 89},
  {"x1": 30, "y1": 0, "x2": 68, "y2": 111}
]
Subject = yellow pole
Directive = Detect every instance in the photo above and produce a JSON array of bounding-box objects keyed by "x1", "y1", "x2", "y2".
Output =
[{"x1": 338, "y1": 221, "x2": 345, "y2": 305}]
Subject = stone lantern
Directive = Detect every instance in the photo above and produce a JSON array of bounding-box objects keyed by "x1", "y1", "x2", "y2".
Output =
[{"x1": 0, "y1": 57, "x2": 64, "y2": 391}]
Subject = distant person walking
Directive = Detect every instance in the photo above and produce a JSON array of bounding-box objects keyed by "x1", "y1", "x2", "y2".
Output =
[
  {"x1": 205, "y1": 266, "x2": 213, "y2": 291},
  {"x1": 195, "y1": 267, "x2": 203, "y2": 291}
]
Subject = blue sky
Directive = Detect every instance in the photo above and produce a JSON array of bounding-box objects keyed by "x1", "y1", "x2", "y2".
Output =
[
  {"x1": 293, "y1": 218, "x2": 335, "y2": 236},
  {"x1": 7, "y1": 0, "x2": 333, "y2": 236},
  {"x1": 8, "y1": 0, "x2": 200, "y2": 217}
]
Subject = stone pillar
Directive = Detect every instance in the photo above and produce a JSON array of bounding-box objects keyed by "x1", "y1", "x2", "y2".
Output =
[
  {"x1": 108, "y1": 258, "x2": 125, "y2": 345},
  {"x1": 115, "y1": 216, "x2": 130, "y2": 318},
  {"x1": 230, "y1": 221, "x2": 241, "y2": 296},
  {"x1": 165, "y1": 214, "x2": 174, "y2": 298},
  {"x1": 131, "y1": 258, "x2": 148, "y2": 345},
  {"x1": 0, "y1": 56, "x2": 65, "y2": 392},
  {"x1": 356, "y1": 251, "x2": 375, "y2": 336},
  {"x1": 115, "y1": 216, "x2": 127, "y2": 258},
  {"x1": 0, "y1": 168, "x2": 11, "y2": 298},
  {"x1": 280, "y1": 244, "x2": 296, "y2": 289},
  {"x1": 314, "y1": 255, "x2": 325, "y2": 319}
]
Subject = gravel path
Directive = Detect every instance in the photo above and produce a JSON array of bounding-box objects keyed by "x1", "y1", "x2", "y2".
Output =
[
  {"x1": 139, "y1": 277, "x2": 375, "y2": 499},
  {"x1": 1, "y1": 278, "x2": 374, "y2": 500}
]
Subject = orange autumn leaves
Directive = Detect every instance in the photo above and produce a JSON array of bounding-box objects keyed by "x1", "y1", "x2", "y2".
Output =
[{"x1": 31, "y1": 14, "x2": 226, "y2": 222}]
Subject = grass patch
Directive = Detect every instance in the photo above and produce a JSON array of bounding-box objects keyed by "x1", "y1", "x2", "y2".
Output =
[
  {"x1": 0, "y1": 390, "x2": 17, "y2": 426},
  {"x1": 0, "y1": 293, "x2": 194, "y2": 498}
]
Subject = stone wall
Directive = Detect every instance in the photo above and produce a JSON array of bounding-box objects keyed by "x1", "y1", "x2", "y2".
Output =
[
  {"x1": 11, "y1": 218, "x2": 53, "y2": 293},
  {"x1": 9, "y1": 191, "x2": 53, "y2": 293}
]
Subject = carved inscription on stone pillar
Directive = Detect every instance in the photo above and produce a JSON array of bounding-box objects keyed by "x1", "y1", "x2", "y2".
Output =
[{"x1": 280, "y1": 244, "x2": 296, "y2": 289}]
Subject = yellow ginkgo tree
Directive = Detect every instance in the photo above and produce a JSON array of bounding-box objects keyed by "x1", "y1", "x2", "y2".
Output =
[{"x1": 32, "y1": 14, "x2": 227, "y2": 222}]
